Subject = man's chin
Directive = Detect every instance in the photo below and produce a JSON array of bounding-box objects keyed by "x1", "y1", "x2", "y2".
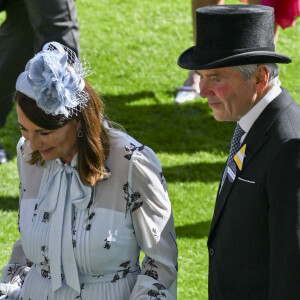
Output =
[
  {"x1": 212, "y1": 112, "x2": 236, "y2": 122},
  {"x1": 212, "y1": 113, "x2": 225, "y2": 122}
]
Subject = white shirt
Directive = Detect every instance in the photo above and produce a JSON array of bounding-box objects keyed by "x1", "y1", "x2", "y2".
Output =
[{"x1": 238, "y1": 84, "x2": 282, "y2": 143}]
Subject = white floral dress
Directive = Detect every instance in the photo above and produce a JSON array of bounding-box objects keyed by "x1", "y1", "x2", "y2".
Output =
[{"x1": 0, "y1": 129, "x2": 178, "y2": 300}]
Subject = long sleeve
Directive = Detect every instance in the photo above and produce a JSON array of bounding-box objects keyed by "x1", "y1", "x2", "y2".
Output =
[
  {"x1": 0, "y1": 239, "x2": 30, "y2": 291},
  {"x1": 0, "y1": 227, "x2": 30, "y2": 299},
  {"x1": 268, "y1": 139, "x2": 300, "y2": 299},
  {"x1": 128, "y1": 147, "x2": 178, "y2": 299},
  {"x1": 0, "y1": 138, "x2": 31, "y2": 299}
]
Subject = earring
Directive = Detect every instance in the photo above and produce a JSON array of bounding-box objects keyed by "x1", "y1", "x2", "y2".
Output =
[{"x1": 77, "y1": 128, "x2": 84, "y2": 138}]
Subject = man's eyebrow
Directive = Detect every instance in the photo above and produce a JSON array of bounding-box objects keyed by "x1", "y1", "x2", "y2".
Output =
[
  {"x1": 196, "y1": 71, "x2": 222, "y2": 77},
  {"x1": 207, "y1": 72, "x2": 221, "y2": 77}
]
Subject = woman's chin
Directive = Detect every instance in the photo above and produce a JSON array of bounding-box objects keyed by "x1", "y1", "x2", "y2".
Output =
[{"x1": 39, "y1": 148, "x2": 56, "y2": 160}]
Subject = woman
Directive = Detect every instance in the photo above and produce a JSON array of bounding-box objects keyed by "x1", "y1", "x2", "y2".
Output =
[
  {"x1": 0, "y1": 42, "x2": 178, "y2": 300},
  {"x1": 240, "y1": 0, "x2": 300, "y2": 44}
]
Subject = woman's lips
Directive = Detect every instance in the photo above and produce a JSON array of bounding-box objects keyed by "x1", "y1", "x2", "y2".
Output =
[{"x1": 39, "y1": 147, "x2": 54, "y2": 155}]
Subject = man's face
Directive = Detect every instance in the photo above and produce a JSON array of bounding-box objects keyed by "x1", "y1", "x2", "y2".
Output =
[{"x1": 197, "y1": 67, "x2": 258, "y2": 122}]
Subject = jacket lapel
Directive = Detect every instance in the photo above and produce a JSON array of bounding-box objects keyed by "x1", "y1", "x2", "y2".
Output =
[{"x1": 208, "y1": 89, "x2": 293, "y2": 240}]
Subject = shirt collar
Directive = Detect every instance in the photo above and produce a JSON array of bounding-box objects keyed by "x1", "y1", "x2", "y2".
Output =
[
  {"x1": 56, "y1": 153, "x2": 78, "y2": 168},
  {"x1": 238, "y1": 84, "x2": 282, "y2": 138}
]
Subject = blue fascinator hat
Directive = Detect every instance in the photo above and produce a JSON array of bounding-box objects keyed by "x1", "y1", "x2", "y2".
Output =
[{"x1": 16, "y1": 42, "x2": 91, "y2": 117}]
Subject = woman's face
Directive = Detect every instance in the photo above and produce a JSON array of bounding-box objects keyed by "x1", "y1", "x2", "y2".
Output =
[{"x1": 17, "y1": 104, "x2": 81, "y2": 163}]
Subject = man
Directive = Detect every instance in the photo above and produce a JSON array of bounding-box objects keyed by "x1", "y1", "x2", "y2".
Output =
[
  {"x1": 178, "y1": 5, "x2": 300, "y2": 299},
  {"x1": 0, "y1": 0, "x2": 79, "y2": 163},
  {"x1": 174, "y1": 0, "x2": 264, "y2": 104}
]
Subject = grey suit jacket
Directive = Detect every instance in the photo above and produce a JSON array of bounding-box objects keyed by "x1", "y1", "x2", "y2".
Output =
[{"x1": 207, "y1": 88, "x2": 300, "y2": 300}]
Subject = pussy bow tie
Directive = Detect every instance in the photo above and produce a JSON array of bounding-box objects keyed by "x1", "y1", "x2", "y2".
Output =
[{"x1": 38, "y1": 157, "x2": 91, "y2": 293}]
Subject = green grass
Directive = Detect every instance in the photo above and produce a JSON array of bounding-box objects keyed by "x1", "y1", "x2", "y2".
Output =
[{"x1": 0, "y1": 1, "x2": 299, "y2": 298}]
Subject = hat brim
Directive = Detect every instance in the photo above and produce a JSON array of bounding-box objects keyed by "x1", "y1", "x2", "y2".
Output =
[{"x1": 178, "y1": 46, "x2": 292, "y2": 70}]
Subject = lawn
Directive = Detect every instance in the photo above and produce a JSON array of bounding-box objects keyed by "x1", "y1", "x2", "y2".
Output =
[{"x1": 0, "y1": 0, "x2": 299, "y2": 298}]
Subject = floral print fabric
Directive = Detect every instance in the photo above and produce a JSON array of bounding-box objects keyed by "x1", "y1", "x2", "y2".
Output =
[{"x1": 0, "y1": 129, "x2": 178, "y2": 300}]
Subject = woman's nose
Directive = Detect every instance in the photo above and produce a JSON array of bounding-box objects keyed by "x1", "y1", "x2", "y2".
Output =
[{"x1": 29, "y1": 135, "x2": 41, "y2": 151}]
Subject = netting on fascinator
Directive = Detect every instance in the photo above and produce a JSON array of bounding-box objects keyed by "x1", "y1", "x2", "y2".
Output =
[{"x1": 16, "y1": 41, "x2": 92, "y2": 117}]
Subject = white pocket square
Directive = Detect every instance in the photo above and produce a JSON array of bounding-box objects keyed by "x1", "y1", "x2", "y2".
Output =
[{"x1": 237, "y1": 177, "x2": 255, "y2": 184}]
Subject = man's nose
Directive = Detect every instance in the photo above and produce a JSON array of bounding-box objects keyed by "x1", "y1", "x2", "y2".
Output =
[{"x1": 199, "y1": 79, "x2": 214, "y2": 98}]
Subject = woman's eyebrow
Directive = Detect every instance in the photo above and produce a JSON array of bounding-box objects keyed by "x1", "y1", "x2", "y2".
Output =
[
  {"x1": 18, "y1": 122, "x2": 26, "y2": 129},
  {"x1": 17, "y1": 122, "x2": 46, "y2": 132}
]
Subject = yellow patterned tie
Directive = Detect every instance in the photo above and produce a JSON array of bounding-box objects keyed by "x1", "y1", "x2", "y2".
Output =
[{"x1": 220, "y1": 124, "x2": 245, "y2": 191}]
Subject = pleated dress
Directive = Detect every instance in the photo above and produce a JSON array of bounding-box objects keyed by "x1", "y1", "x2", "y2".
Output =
[{"x1": 0, "y1": 129, "x2": 178, "y2": 300}]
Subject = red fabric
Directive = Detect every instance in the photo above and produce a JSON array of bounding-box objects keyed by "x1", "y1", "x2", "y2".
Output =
[{"x1": 239, "y1": 0, "x2": 300, "y2": 28}]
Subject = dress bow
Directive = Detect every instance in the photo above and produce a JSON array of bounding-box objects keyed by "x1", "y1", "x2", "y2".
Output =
[{"x1": 38, "y1": 156, "x2": 91, "y2": 293}]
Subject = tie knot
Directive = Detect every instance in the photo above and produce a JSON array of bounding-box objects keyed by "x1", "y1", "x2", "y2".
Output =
[
  {"x1": 233, "y1": 123, "x2": 245, "y2": 140},
  {"x1": 219, "y1": 123, "x2": 245, "y2": 192},
  {"x1": 228, "y1": 124, "x2": 245, "y2": 163}
]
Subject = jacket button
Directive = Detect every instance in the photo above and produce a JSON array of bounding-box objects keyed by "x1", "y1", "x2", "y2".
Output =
[{"x1": 209, "y1": 248, "x2": 215, "y2": 256}]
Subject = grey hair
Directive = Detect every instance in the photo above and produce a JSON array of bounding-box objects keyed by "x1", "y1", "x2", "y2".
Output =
[
  {"x1": 233, "y1": 64, "x2": 258, "y2": 80},
  {"x1": 233, "y1": 63, "x2": 281, "y2": 86}
]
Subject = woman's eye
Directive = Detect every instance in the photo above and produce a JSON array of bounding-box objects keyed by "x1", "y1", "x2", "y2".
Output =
[
  {"x1": 40, "y1": 132, "x2": 50, "y2": 136},
  {"x1": 20, "y1": 130, "x2": 29, "y2": 139}
]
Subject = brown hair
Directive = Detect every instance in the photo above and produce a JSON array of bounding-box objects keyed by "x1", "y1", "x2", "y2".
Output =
[{"x1": 15, "y1": 80, "x2": 110, "y2": 186}]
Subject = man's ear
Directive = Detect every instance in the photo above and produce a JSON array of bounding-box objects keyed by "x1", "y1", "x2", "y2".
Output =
[{"x1": 255, "y1": 65, "x2": 269, "y2": 92}]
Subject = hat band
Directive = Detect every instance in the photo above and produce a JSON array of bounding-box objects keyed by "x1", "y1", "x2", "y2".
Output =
[{"x1": 193, "y1": 45, "x2": 275, "y2": 64}]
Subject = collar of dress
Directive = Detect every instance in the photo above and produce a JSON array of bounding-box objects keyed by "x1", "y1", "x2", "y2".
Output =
[{"x1": 38, "y1": 153, "x2": 92, "y2": 293}]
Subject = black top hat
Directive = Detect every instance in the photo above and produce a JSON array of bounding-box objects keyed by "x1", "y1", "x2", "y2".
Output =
[{"x1": 178, "y1": 5, "x2": 291, "y2": 70}]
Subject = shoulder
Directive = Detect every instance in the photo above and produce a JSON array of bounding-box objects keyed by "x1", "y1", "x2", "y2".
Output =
[
  {"x1": 273, "y1": 103, "x2": 300, "y2": 140},
  {"x1": 108, "y1": 129, "x2": 145, "y2": 159},
  {"x1": 17, "y1": 137, "x2": 32, "y2": 162},
  {"x1": 263, "y1": 88, "x2": 300, "y2": 140},
  {"x1": 107, "y1": 129, "x2": 161, "y2": 172},
  {"x1": 278, "y1": 88, "x2": 300, "y2": 115}
]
